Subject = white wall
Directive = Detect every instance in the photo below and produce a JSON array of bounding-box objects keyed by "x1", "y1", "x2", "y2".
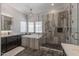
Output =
[
  {"x1": 0, "y1": 4, "x2": 1, "y2": 56},
  {"x1": 77, "y1": 3, "x2": 79, "y2": 45},
  {"x1": 1, "y1": 3, "x2": 27, "y2": 34}
]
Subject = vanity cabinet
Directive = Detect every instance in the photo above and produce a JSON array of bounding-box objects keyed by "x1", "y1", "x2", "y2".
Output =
[
  {"x1": 7, "y1": 36, "x2": 18, "y2": 51},
  {"x1": 1, "y1": 37, "x2": 7, "y2": 54},
  {"x1": 22, "y1": 34, "x2": 42, "y2": 50},
  {"x1": 17, "y1": 35, "x2": 21, "y2": 46},
  {"x1": 22, "y1": 38, "x2": 40, "y2": 49},
  {"x1": 30, "y1": 38, "x2": 35, "y2": 49},
  {"x1": 1, "y1": 35, "x2": 21, "y2": 55},
  {"x1": 22, "y1": 37, "x2": 30, "y2": 47}
]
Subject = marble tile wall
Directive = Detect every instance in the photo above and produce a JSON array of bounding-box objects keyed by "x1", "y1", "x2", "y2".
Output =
[{"x1": 42, "y1": 10, "x2": 71, "y2": 45}]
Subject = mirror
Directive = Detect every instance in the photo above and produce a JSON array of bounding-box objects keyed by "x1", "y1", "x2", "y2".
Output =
[{"x1": 1, "y1": 15, "x2": 12, "y2": 31}]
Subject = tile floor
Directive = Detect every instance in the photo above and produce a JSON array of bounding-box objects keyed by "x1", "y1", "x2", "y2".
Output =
[{"x1": 16, "y1": 47, "x2": 64, "y2": 56}]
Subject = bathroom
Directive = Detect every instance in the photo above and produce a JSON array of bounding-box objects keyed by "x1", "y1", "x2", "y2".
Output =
[{"x1": 0, "y1": 3, "x2": 79, "y2": 56}]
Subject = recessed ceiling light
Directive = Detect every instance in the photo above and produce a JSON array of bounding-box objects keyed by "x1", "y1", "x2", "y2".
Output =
[{"x1": 51, "y1": 3, "x2": 54, "y2": 6}]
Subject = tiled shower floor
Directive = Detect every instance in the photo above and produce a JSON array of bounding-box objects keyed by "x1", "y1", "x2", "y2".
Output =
[{"x1": 42, "y1": 43, "x2": 63, "y2": 51}]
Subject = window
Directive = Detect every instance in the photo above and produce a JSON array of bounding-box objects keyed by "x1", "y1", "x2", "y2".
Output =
[
  {"x1": 27, "y1": 21, "x2": 42, "y2": 33},
  {"x1": 28, "y1": 22, "x2": 34, "y2": 32},
  {"x1": 35, "y1": 21, "x2": 42, "y2": 33},
  {"x1": 20, "y1": 21, "x2": 27, "y2": 32}
]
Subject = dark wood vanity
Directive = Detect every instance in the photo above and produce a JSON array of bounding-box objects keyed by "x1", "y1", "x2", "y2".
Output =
[{"x1": 1, "y1": 35, "x2": 21, "y2": 55}]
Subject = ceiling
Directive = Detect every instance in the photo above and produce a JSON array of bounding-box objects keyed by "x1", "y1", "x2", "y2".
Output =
[{"x1": 6, "y1": 3, "x2": 69, "y2": 14}]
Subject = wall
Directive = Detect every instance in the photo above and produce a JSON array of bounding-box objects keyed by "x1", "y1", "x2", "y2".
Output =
[
  {"x1": 77, "y1": 3, "x2": 79, "y2": 45},
  {"x1": 41, "y1": 3, "x2": 79, "y2": 45},
  {"x1": 41, "y1": 3, "x2": 70, "y2": 33},
  {"x1": 0, "y1": 4, "x2": 1, "y2": 56},
  {"x1": 1, "y1": 3, "x2": 27, "y2": 34},
  {"x1": 40, "y1": 11, "x2": 61, "y2": 44},
  {"x1": 41, "y1": 3, "x2": 72, "y2": 44}
]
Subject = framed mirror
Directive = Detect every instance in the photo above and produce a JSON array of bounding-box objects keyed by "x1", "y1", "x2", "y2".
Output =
[{"x1": 1, "y1": 14, "x2": 12, "y2": 31}]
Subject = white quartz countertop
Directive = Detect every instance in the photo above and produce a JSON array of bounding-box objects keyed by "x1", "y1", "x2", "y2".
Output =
[
  {"x1": 22, "y1": 34, "x2": 42, "y2": 39},
  {"x1": 61, "y1": 43, "x2": 79, "y2": 56},
  {"x1": 1, "y1": 33, "x2": 23, "y2": 38}
]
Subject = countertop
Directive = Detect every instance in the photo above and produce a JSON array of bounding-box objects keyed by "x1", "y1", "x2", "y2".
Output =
[
  {"x1": 22, "y1": 34, "x2": 42, "y2": 39},
  {"x1": 0, "y1": 33, "x2": 24, "y2": 38},
  {"x1": 61, "y1": 43, "x2": 79, "y2": 56}
]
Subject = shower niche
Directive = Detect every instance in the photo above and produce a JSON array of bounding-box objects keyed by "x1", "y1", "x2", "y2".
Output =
[{"x1": 57, "y1": 27, "x2": 63, "y2": 33}]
